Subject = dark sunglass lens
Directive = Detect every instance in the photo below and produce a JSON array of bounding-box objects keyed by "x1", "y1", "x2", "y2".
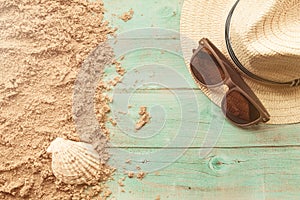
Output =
[
  {"x1": 190, "y1": 47, "x2": 225, "y2": 85},
  {"x1": 222, "y1": 90, "x2": 260, "y2": 124}
]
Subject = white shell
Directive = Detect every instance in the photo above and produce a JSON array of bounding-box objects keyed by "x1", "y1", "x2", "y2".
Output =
[{"x1": 47, "y1": 138, "x2": 102, "y2": 184}]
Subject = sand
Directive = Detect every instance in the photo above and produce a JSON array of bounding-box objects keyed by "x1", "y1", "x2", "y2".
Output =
[
  {"x1": 0, "y1": 0, "x2": 116, "y2": 199},
  {"x1": 119, "y1": 8, "x2": 134, "y2": 22},
  {"x1": 135, "y1": 107, "x2": 151, "y2": 130}
]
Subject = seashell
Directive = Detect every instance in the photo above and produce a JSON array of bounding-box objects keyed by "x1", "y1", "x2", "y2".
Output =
[{"x1": 47, "y1": 137, "x2": 103, "y2": 185}]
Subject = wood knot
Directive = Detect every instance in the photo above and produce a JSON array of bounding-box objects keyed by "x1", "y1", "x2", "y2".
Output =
[{"x1": 208, "y1": 156, "x2": 226, "y2": 172}]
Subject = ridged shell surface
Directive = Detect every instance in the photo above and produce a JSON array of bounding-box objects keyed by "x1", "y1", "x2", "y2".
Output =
[{"x1": 47, "y1": 137, "x2": 102, "y2": 184}]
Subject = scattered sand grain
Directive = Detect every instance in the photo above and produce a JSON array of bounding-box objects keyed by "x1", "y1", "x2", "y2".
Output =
[
  {"x1": 136, "y1": 106, "x2": 151, "y2": 130},
  {"x1": 120, "y1": 8, "x2": 134, "y2": 22}
]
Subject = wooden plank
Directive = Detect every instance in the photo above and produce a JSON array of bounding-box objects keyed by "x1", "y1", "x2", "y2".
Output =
[
  {"x1": 103, "y1": 0, "x2": 184, "y2": 32},
  {"x1": 106, "y1": 90, "x2": 300, "y2": 148},
  {"x1": 101, "y1": 0, "x2": 300, "y2": 199},
  {"x1": 107, "y1": 147, "x2": 300, "y2": 199}
]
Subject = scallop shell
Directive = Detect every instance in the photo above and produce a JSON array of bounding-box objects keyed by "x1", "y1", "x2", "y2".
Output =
[{"x1": 47, "y1": 137, "x2": 102, "y2": 185}]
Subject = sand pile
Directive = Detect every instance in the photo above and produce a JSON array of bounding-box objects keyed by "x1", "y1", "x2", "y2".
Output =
[{"x1": 0, "y1": 0, "x2": 116, "y2": 199}]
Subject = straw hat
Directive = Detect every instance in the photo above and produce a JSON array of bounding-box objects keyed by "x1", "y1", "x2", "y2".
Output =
[{"x1": 180, "y1": 0, "x2": 300, "y2": 124}]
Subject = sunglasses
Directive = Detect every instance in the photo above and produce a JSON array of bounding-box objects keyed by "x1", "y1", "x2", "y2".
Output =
[{"x1": 190, "y1": 38, "x2": 270, "y2": 127}]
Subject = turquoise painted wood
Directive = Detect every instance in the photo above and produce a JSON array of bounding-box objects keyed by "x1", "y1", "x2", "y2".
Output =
[{"x1": 101, "y1": 0, "x2": 300, "y2": 199}]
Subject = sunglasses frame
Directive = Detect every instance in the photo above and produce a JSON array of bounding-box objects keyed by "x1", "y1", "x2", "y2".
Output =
[{"x1": 190, "y1": 38, "x2": 270, "y2": 127}]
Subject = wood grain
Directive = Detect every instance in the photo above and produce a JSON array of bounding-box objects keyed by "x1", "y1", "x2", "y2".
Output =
[
  {"x1": 100, "y1": 0, "x2": 300, "y2": 199},
  {"x1": 108, "y1": 147, "x2": 300, "y2": 200}
]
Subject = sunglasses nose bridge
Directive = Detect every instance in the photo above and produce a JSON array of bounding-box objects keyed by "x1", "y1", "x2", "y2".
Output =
[{"x1": 224, "y1": 78, "x2": 235, "y2": 89}]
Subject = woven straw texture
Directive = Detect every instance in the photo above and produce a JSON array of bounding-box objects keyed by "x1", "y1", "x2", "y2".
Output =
[{"x1": 180, "y1": 0, "x2": 300, "y2": 124}]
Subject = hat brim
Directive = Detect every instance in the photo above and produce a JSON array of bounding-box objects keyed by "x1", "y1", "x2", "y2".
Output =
[{"x1": 180, "y1": 0, "x2": 300, "y2": 124}]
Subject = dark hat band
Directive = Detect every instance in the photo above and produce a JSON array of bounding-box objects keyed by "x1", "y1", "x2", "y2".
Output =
[{"x1": 225, "y1": 0, "x2": 300, "y2": 87}]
